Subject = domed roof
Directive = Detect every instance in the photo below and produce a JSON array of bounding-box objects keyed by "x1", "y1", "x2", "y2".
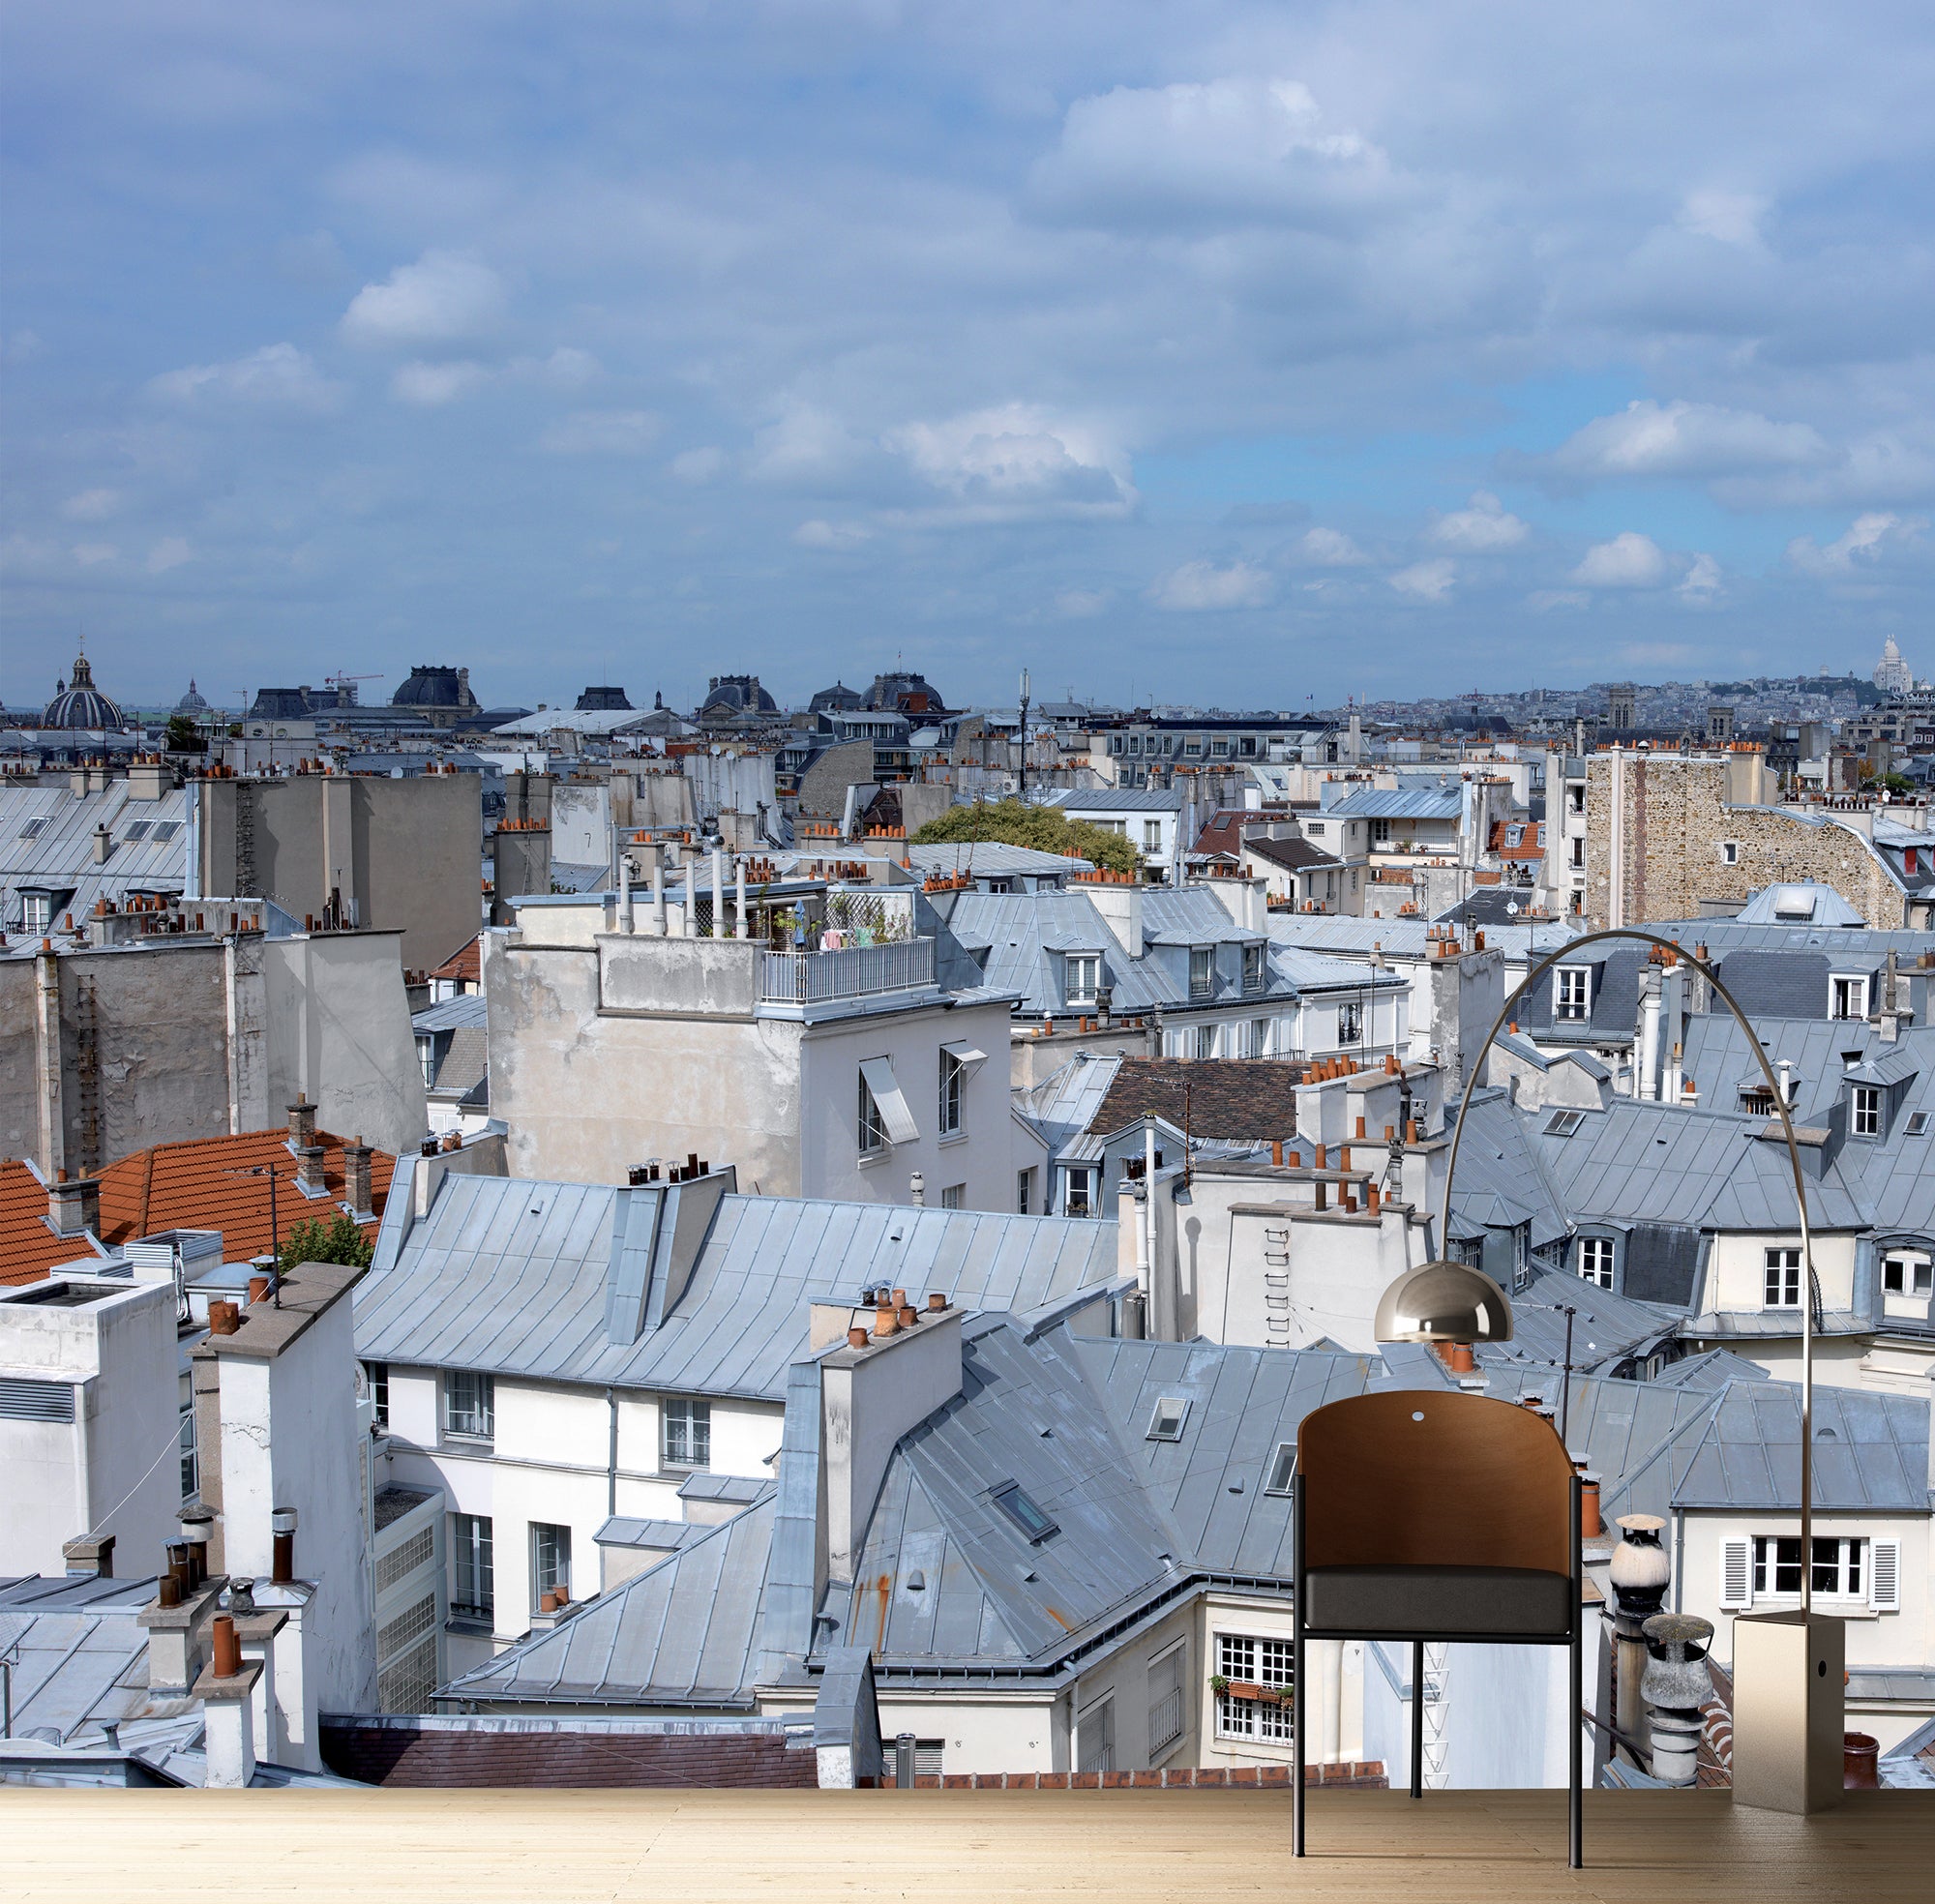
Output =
[
  {"x1": 174, "y1": 677, "x2": 209, "y2": 714},
  {"x1": 393, "y1": 665, "x2": 476, "y2": 709},
  {"x1": 42, "y1": 649, "x2": 126, "y2": 730},
  {"x1": 576, "y1": 684, "x2": 634, "y2": 712},
  {"x1": 810, "y1": 679, "x2": 865, "y2": 713},
  {"x1": 699, "y1": 674, "x2": 778, "y2": 715}
]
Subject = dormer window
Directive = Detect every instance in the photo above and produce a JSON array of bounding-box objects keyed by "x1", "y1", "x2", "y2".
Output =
[
  {"x1": 1064, "y1": 952, "x2": 1101, "y2": 1005},
  {"x1": 1555, "y1": 967, "x2": 1592, "y2": 1022},
  {"x1": 1242, "y1": 943, "x2": 1266, "y2": 994},
  {"x1": 1189, "y1": 946, "x2": 1215, "y2": 1001},
  {"x1": 1851, "y1": 1085, "x2": 1882, "y2": 1139},
  {"x1": 1830, "y1": 974, "x2": 1868, "y2": 1021}
]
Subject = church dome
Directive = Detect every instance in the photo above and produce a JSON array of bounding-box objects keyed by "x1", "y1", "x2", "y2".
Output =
[
  {"x1": 42, "y1": 649, "x2": 126, "y2": 730},
  {"x1": 174, "y1": 678, "x2": 209, "y2": 714},
  {"x1": 393, "y1": 665, "x2": 477, "y2": 709}
]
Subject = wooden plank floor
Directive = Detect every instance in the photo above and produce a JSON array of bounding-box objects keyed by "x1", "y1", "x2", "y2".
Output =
[{"x1": 5, "y1": 1788, "x2": 1931, "y2": 1903}]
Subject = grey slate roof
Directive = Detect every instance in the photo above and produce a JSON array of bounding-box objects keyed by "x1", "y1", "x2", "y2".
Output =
[
  {"x1": 1323, "y1": 786, "x2": 1462, "y2": 821},
  {"x1": 354, "y1": 1175, "x2": 1120, "y2": 1402},
  {"x1": 1264, "y1": 914, "x2": 1583, "y2": 963},
  {"x1": 904, "y1": 842, "x2": 1092, "y2": 878}
]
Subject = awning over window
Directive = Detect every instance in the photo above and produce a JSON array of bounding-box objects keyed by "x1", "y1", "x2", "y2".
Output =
[
  {"x1": 939, "y1": 1039, "x2": 989, "y2": 1071},
  {"x1": 858, "y1": 1056, "x2": 920, "y2": 1145}
]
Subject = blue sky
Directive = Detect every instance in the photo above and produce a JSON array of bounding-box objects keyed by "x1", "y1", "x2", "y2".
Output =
[{"x1": 3, "y1": 1, "x2": 1930, "y2": 714}]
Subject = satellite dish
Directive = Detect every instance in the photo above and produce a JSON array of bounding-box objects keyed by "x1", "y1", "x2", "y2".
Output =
[{"x1": 1505, "y1": 900, "x2": 1520, "y2": 916}]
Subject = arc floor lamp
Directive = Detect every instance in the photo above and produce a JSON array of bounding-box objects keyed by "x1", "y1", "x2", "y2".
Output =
[{"x1": 1370, "y1": 925, "x2": 1842, "y2": 1814}]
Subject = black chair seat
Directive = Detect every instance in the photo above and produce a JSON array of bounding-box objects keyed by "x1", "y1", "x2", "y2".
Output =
[{"x1": 1302, "y1": 1563, "x2": 1573, "y2": 1638}]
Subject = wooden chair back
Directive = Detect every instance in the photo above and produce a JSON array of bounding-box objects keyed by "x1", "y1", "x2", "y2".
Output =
[{"x1": 1297, "y1": 1389, "x2": 1573, "y2": 1574}]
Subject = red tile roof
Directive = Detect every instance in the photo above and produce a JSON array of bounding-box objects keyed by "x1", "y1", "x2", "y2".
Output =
[
  {"x1": 432, "y1": 936, "x2": 481, "y2": 986},
  {"x1": 0, "y1": 1129, "x2": 397, "y2": 1288}
]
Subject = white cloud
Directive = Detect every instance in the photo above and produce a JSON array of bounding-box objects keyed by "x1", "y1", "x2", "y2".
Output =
[
  {"x1": 1546, "y1": 400, "x2": 1829, "y2": 481},
  {"x1": 1572, "y1": 532, "x2": 1667, "y2": 587},
  {"x1": 670, "y1": 446, "x2": 726, "y2": 484},
  {"x1": 72, "y1": 543, "x2": 118, "y2": 566},
  {"x1": 886, "y1": 402, "x2": 1134, "y2": 521},
  {"x1": 62, "y1": 489, "x2": 121, "y2": 522},
  {"x1": 341, "y1": 252, "x2": 506, "y2": 348},
  {"x1": 1430, "y1": 491, "x2": 1529, "y2": 550},
  {"x1": 1677, "y1": 552, "x2": 1723, "y2": 598},
  {"x1": 148, "y1": 342, "x2": 342, "y2": 414},
  {"x1": 1149, "y1": 559, "x2": 1274, "y2": 610},
  {"x1": 1055, "y1": 587, "x2": 1110, "y2": 618},
  {"x1": 391, "y1": 360, "x2": 492, "y2": 406},
  {"x1": 1677, "y1": 189, "x2": 1767, "y2": 247},
  {"x1": 539, "y1": 409, "x2": 663, "y2": 455},
  {"x1": 146, "y1": 538, "x2": 193, "y2": 574},
  {"x1": 533, "y1": 346, "x2": 599, "y2": 388},
  {"x1": 1033, "y1": 77, "x2": 1392, "y2": 229},
  {"x1": 1527, "y1": 589, "x2": 1588, "y2": 612},
  {"x1": 1786, "y1": 512, "x2": 1922, "y2": 575},
  {"x1": 1389, "y1": 558, "x2": 1455, "y2": 602},
  {"x1": 793, "y1": 518, "x2": 873, "y2": 550},
  {"x1": 1299, "y1": 526, "x2": 1368, "y2": 565}
]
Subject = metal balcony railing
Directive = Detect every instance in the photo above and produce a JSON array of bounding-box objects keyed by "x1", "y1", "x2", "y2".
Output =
[{"x1": 759, "y1": 937, "x2": 937, "y2": 1005}]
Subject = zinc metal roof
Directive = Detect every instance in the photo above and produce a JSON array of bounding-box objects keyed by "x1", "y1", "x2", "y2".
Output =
[
  {"x1": 1264, "y1": 914, "x2": 1583, "y2": 962},
  {"x1": 1672, "y1": 1382, "x2": 1930, "y2": 1512},
  {"x1": 0, "y1": 1574, "x2": 173, "y2": 1743},
  {"x1": 1323, "y1": 787, "x2": 1463, "y2": 821},
  {"x1": 0, "y1": 782, "x2": 191, "y2": 930},
  {"x1": 353, "y1": 1177, "x2": 1120, "y2": 1402},
  {"x1": 444, "y1": 1492, "x2": 780, "y2": 1706},
  {"x1": 904, "y1": 842, "x2": 1092, "y2": 878},
  {"x1": 412, "y1": 994, "x2": 489, "y2": 1033}
]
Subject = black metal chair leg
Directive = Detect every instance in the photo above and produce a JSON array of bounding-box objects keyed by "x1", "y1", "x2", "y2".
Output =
[
  {"x1": 1293, "y1": 1618, "x2": 1306, "y2": 1855},
  {"x1": 1570, "y1": 1475, "x2": 1584, "y2": 1870},
  {"x1": 1411, "y1": 1639, "x2": 1424, "y2": 1799}
]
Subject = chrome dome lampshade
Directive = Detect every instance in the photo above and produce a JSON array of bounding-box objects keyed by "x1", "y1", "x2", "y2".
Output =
[{"x1": 1373, "y1": 1259, "x2": 1513, "y2": 1345}]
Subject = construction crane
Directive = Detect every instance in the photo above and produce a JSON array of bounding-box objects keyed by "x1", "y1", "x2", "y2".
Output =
[{"x1": 325, "y1": 670, "x2": 383, "y2": 707}]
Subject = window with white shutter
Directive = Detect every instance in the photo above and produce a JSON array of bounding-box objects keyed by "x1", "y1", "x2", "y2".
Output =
[
  {"x1": 1719, "y1": 1536, "x2": 1753, "y2": 1610},
  {"x1": 1869, "y1": 1537, "x2": 1902, "y2": 1613}
]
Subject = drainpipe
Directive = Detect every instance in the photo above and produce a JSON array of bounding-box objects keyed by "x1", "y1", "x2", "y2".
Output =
[
  {"x1": 734, "y1": 855, "x2": 747, "y2": 940},
  {"x1": 710, "y1": 848, "x2": 725, "y2": 940},
  {"x1": 1139, "y1": 1117, "x2": 1155, "y2": 1294},
  {"x1": 651, "y1": 846, "x2": 668, "y2": 937},
  {"x1": 607, "y1": 1387, "x2": 619, "y2": 1516},
  {"x1": 619, "y1": 853, "x2": 634, "y2": 935}
]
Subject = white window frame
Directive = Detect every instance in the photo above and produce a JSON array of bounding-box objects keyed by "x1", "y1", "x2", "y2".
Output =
[
  {"x1": 1570, "y1": 836, "x2": 1586, "y2": 871},
  {"x1": 451, "y1": 1513, "x2": 493, "y2": 1621},
  {"x1": 1189, "y1": 946, "x2": 1215, "y2": 1002},
  {"x1": 938, "y1": 1048, "x2": 965, "y2": 1137},
  {"x1": 1243, "y1": 942, "x2": 1266, "y2": 994},
  {"x1": 1744, "y1": 1533, "x2": 1880, "y2": 1604},
  {"x1": 1555, "y1": 967, "x2": 1591, "y2": 1022},
  {"x1": 1578, "y1": 1236, "x2": 1615, "y2": 1290},
  {"x1": 1720, "y1": 841, "x2": 1739, "y2": 866},
  {"x1": 661, "y1": 1397, "x2": 711, "y2": 1471},
  {"x1": 1763, "y1": 1246, "x2": 1802, "y2": 1309},
  {"x1": 1214, "y1": 1632, "x2": 1295, "y2": 1740},
  {"x1": 1336, "y1": 999, "x2": 1362, "y2": 1046},
  {"x1": 1882, "y1": 1251, "x2": 1932, "y2": 1297},
  {"x1": 939, "y1": 1182, "x2": 964, "y2": 1209},
  {"x1": 1830, "y1": 974, "x2": 1868, "y2": 1021},
  {"x1": 1851, "y1": 1085, "x2": 1881, "y2": 1139},
  {"x1": 1196, "y1": 1023, "x2": 1218, "y2": 1060},
  {"x1": 530, "y1": 1521, "x2": 572, "y2": 1603},
  {"x1": 1062, "y1": 1165, "x2": 1097, "y2": 1217},
  {"x1": 1143, "y1": 819, "x2": 1163, "y2": 853},
  {"x1": 1016, "y1": 1168, "x2": 1033, "y2": 1215},
  {"x1": 1064, "y1": 952, "x2": 1101, "y2": 1006},
  {"x1": 444, "y1": 1369, "x2": 494, "y2": 1441}
]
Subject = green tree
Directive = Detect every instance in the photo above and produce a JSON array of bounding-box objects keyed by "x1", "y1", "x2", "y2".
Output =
[
  {"x1": 279, "y1": 1211, "x2": 375, "y2": 1273},
  {"x1": 164, "y1": 713, "x2": 205, "y2": 754},
  {"x1": 910, "y1": 797, "x2": 1142, "y2": 877}
]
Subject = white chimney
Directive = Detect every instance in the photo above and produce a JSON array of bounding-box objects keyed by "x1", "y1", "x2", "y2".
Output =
[{"x1": 1089, "y1": 880, "x2": 1144, "y2": 960}]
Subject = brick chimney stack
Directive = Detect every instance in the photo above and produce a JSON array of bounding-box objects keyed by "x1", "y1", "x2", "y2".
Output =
[
  {"x1": 47, "y1": 1169, "x2": 103, "y2": 1236},
  {"x1": 342, "y1": 1138, "x2": 373, "y2": 1220},
  {"x1": 288, "y1": 1094, "x2": 317, "y2": 1146},
  {"x1": 297, "y1": 1145, "x2": 328, "y2": 1197}
]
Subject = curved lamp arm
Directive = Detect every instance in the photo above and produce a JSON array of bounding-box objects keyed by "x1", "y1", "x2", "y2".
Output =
[{"x1": 1437, "y1": 925, "x2": 1820, "y2": 1612}]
